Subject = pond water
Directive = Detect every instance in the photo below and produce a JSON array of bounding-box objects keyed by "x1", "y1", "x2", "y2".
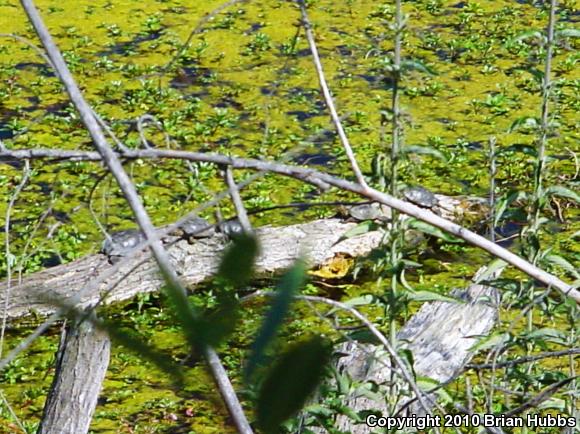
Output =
[{"x1": 0, "y1": 0, "x2": 578, "y2": 432}]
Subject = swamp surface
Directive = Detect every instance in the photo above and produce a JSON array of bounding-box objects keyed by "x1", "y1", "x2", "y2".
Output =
[{"x1": 0, "y1": 0, "x2": 578, "y2": 432}]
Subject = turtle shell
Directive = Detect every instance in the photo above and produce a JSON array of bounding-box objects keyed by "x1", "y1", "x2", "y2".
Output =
[
  {"x1": 403, "y1": 186, "x2": 438, "y2": 208},
  {"x1": 102, "y1": 229, "x2": 146, "y2": 258},
  {"x1": 348, "y1": 203, "x2": 383, "y2": 221},
  {"x1": 347, "y1": 203, "x2": 391, "y2": 221},
  {"x1": 179, "y1": 217, "x2": 214, "y2": 239},
  {"x1": 218, "y1": 219, "x2": 244, "y2": 238}
]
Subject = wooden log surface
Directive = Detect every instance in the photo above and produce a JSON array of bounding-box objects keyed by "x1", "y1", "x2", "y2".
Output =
[
  {"x1": 36, "y1": 313, "x2": 111, "y2": 434},
  {"x1": 332, "y1": 276, "x2": 500, "y2": 433},
  {"x1": 0, "y1": 195, "x2": 486, "y2": 321}
]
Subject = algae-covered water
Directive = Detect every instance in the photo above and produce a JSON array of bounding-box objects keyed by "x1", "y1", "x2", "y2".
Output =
[{"x1": 0, "y1": 0, "x2": 578, "y2": 432}]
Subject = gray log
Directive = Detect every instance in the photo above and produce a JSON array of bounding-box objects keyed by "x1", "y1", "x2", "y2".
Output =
[
  {"x1": 329, "y1": 268, "x2": 502, "y2": 433},
  {"x1": 36, "y1": 312, "x2": 110, "y2": 434},
  {"x1": 1, "y1": 195, "x2": 487, "y2": 321}
]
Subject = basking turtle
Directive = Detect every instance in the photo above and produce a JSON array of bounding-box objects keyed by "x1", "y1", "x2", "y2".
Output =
[
  {"x1": 101, "y1": 229, "x2": 146, "y2": 264},
  {"x1": 403, "y1": 186, "x2": 438, "y2": 208},
  {"x1": 177, "y1": 216, "x2": 215, "y2": 243},
  {"x1": 345, "y1": 203, "x2": 391, "y2": 222},
  {"x1": 217, "y1": 219, "x2": 244, "y2": 238}
]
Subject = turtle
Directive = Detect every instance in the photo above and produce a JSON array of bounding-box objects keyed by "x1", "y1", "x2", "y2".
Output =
[
  {"x1": 217, "y1": 219, "x2": 244, "y2": 238},
  {"x1": 345, "y1": 202, "x2": 391, "y2": 222},
  {"x1": 177, "y1": 216, "x2": 215, "y2": 243},
  {"x1": 402, "y1": 186, "x2": 438, "y2": 208},
  {"x1": 101, "y1": 229, "x2": 146, "y2": 264}
]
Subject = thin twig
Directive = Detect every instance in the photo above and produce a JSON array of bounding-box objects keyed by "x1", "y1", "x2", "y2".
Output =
[
  {"x1": 224, "y1": 166, "x2": 252, "y2": 233},
  {"x1": 467, "y1": 348, "x2": 580, "y2": 370},
  {"x1": 243, "y1": 291, "x2": 439, "y2": 426},
  {"x1": 2, "y1": 146, "x2": 576, "y2": 303},
  {"x1": 502, "y1": 376, "x2": 577, "y2": 417},
  {"x1": 1, "y1": 161, "x2": 30, "y2": 359},
  {"x1": 297, "y1": 0, "x2": 368, "y2": 188}
]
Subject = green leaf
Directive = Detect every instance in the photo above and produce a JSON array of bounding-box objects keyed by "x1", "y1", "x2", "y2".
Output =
[
  {"x1": 542, "y1": 254, "x2": 580, "y2": 279},
  {"x1": 496, "y1": 144, "x2": 538, "y2": 157},
  {"x1": 401, "y1": 145, "x2": 447, "y2": 161},
  {"x1": 470, "y1": 332, "x2": 510, "y2": 352},
  {"x1": 245, "y1": 260, "x2": 306, "y2": 379},
  {"x1": 336, "y1": 220, "x2": 380, "y2": 244},
  {"x1": 218, "y1": 233, "x2": 259, "y2": 286},
  {"x1": 494, "y1": 190, "x2": 528, "y2": 225},
  {"x1": 556, "y1": 28, "x2": 580, "y2": 39},
  {"x1": 543, "y1": 185, "x2": 580, "y2": 203},
  {"x1": 527, "y1": 328, "x2": 567, "y2": 344},
  {"x1": 326, "y1": 294, "x2": 376, "y2": 317},
  {"x1": 514, "y1": 30, "x2": 545, "y2": 43},
  {"x1": 508, "y1": 116, "x2": 539, "y2": 132},
  {"x1": 416, "y1": 376, "x2": 453, "y2": 404},
  {"x1": 474, "y1": 260, "x2": 507, "y2": 284},
  {"x1": 406, "y1": 219, "x2": 464, "y2": 243},
  {"x1": 400, "y1": 59, "x2": 437, "y2": 75},
  {"x1": 406, "y1": 290, "x2": 461, "y2": 303},
  {"x1": 256, "y1": 336, "x2": 332, "y2": 433}
]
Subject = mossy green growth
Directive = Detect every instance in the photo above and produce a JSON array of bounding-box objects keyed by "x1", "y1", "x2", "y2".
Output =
[{"x1": 0, "y1": 0, "x2": 578, "y2": 432}]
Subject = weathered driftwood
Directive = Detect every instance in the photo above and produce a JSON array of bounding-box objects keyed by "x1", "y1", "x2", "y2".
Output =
[
  {"x1": 36, "y1": 312, "x2": 110, "y2": 434},
  {"x1": 0, "y1": 195, "x2": 486, "y2": 321},
  {"x1": 331, "y1": 271, "x2": 501, "y2": 433}
]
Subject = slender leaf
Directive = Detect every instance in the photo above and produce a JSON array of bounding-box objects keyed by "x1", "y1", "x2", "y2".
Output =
[
  {"x1": 416, "y1": 376, "x2": 453, "y2": 404},
  {"x1": 336, "y1": 220, "x2": 379, "y2": 244},
  {"x1": 542, "y1": 254, "x2": 580, "y2": 279},
  {"x1": 401, "y1": 145, "x2": 447, "y2": 161},
  {"x1": 407, "y1": 219, "x2": 463, "y2": 243},
  {"x1": 474, "y1": 259, "x2": 507, "y2": 284},
  {"x1": 400, "y1": 59, "x2": 437, "y2": 75},
  {"x1": 470, "y1": 332, "x2": 511, "y2": 352},
  {"x1": 514, "y1": 30, "x2": 544, "y2": 43},
  {"x1": 544, "y1": 185, "x2": 580, "y2": 203},
  {"x1": 245, "y1": 260, "x2": 306, "y2": 379},
  {"x1": 508, "y1": 116, "x2": 539, "y2": 132},
  {"x1": 494, "y1": 190, "x2": 528, "y2": 225},
  {"x1": 218, "y1": 233, "x2": 259, "y2": 286},
  {"x1": 256, "y1": 336, "x2": 332, "y2": 433},
  {"x1": 406, "y1": 290, "x2": 460, "y2": 303},
  {"x1": 556, "y1": 28, "x2": 580, "y2": 39}
]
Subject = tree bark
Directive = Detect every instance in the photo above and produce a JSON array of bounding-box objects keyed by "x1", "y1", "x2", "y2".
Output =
[
  {"x1": 1, "y1": 194, "x2": 486, "y2": 321},
  {"x1": 36, "y1": 312, "x2": 110, "y2": 434}
]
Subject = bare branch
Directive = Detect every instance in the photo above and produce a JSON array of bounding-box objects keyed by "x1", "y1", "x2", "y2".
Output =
[
  {"x1": 224, "y1": 166, "x2": 253, "y2": 233},
  {"x1": 467, "y1": 349, "x2": 580, "y2": 370},
  {"x1": 243, "y1": 291, "x2": 439, "y2": 425},
  {"x1": 19, "y1": 1, "x2": 252, "y2": 429},
  {"x1": 298, "y1": 0, "x2": 368, "y2": 188},
  {"x1": 2, "y1": 146, "x2": 577, "y2": 303},
  {"x1": 1, "y1": 160, "x2": 30, "y2": 359}
]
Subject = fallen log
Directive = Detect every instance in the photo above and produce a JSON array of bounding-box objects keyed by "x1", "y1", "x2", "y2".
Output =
[
  {"x1": 37, "y1": 311, "x2": 110, "y2": 434},
  {"x1": 0, "y1": 195, "x2": 488, "y2": 321},
  {"x1": 331, "y1": 266, "x2": 503, "y2": 433}
]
